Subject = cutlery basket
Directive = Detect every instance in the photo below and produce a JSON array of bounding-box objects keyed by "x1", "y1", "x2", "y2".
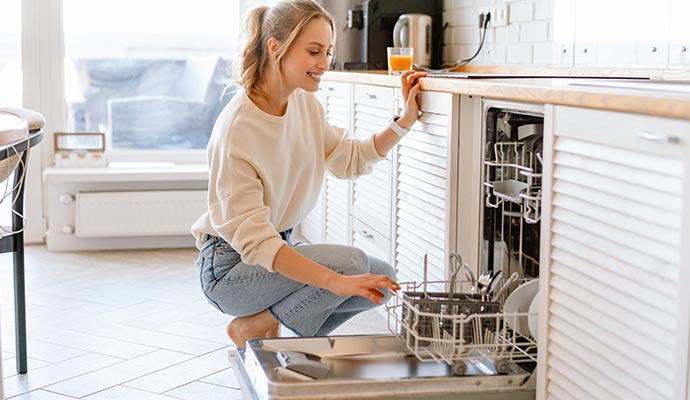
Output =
[{"x1": 400, "y1": 289, "x2": 501, "y2": 348}]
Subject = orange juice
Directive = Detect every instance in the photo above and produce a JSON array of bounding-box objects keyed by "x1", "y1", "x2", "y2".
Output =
[{"x1": 388, "y1": 55, "x2": 413, "y2": 72}]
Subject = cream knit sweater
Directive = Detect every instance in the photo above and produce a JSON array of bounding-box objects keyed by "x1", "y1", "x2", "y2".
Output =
[{"x1": 191, "y1": 88, "x2": 384, "y2": 271}]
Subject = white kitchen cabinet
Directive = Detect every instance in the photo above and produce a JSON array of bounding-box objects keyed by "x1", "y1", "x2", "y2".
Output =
[
  {"x1": 394, "y1": 91, "x2": 459, "y2": 287},
  {"x1": 351, "y1": 84, "x2": 395, "y2": 262},
  {"x1": 573, "y1": 0, "x2": 670, "y2": 68},
  {"x1": 668, "y1": 0, "x2": 690, "y2": 66},
  {"x1": 301, "y1": 82, "x2": 353, "y2": 244},
  {"x1": 537, "y1": 105, "x2": 690, "y2": 400},
  {"x1": 299, "y1": 187, "x2": 325, "y2": 244},
  {"x1": 323, "y1": 82, "x2": 353, "y2": 245},
  {"x1": 300, "y1": 82, "x2": 461, "y2": 284}
]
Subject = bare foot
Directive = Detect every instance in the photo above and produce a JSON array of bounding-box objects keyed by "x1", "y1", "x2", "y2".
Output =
[{"x1": 226, "y1": 310, "x2": 280, "y2": 348}]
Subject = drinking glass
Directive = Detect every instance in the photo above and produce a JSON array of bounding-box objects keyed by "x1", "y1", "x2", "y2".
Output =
[{"x1": 387, "y1": 47, "x2": 414, "y2": 75}]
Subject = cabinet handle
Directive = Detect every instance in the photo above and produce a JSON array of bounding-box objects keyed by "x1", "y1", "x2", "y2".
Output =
[
  {"x1": 327, "y1": 87, "x2": 334, "y2": 91},
  {"x1": 358, "y1": 230, "x2": 374, "y2": 239},
  {"x1": 636, "y1": 130, "x2": 681, "y2": 144},
  {"x1": 364, "y1": 92, "x2": 376, "y2": 99}
]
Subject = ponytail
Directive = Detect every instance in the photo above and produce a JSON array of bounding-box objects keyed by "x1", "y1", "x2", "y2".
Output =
[
  {"x1": 235, "y1": 6, "x2": 270, "y2": 98},
  {"x1": 234, "y1": 1, "x2": 335, "y2": 98}
]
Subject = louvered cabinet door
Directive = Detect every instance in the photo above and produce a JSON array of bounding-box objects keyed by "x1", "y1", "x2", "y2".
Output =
[
  {"x1": 323, "y1": 82, "x2": 353, "y2": 245},
  {"x1": 299, "y1": 82, "x2": 352, "y2": 244},
  {"x1": 351, "y1": 84, "x2": 394, "y2": 262},
  {"x1": 395, "y1": 92, "x2": 458, "y2": 289},
  {"x1": 300, "y1": 187, "x2": 325, "y2": 243},
  {"x1": 538, "y1": 106, "x2": 690, "y2": 400}
]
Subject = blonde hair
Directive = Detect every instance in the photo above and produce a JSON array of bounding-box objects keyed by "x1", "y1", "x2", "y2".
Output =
[{"x1": 235, "y1": 0, "x2": 335, "y2": 98}]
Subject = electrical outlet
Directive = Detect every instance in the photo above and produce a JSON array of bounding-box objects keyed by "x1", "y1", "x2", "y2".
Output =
[{"x1": 490, "y1": 4, "x2": 509, "y2": 27}]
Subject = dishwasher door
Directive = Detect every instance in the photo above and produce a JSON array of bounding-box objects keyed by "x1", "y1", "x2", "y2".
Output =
[{"x1": 230, "y1": 334, "x2": 536, "y2": 400}]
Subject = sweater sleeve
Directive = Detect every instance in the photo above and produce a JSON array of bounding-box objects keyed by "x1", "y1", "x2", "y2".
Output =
[
  {"x1": 323, "y1": 120, "x2": 385, "y2": 179},
  {"x1": 208, "y1": 154, "x2": 285, "y2": 271}
]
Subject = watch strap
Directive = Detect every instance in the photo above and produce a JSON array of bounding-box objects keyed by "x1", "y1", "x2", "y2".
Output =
[{"x1": 389, "y1": 116, "x2": 410, "y2": 137}]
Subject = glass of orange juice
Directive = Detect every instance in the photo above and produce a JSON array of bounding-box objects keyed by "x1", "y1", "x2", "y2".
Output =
[{"x1": 387, "y1": 47, "x2": 414, "y2": 75}]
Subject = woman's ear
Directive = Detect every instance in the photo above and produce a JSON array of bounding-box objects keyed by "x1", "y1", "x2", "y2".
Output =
[{"x1": 266, "y1": 37, "x2": 281, "y2": 61}]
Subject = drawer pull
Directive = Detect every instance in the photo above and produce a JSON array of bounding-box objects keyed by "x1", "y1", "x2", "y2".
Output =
[
  {"x1": 364, "y1": 93, "x2": 377, "y2": 99},
  {"x1": 327, "y1": 87, "x2": 334, "y2": 91},
  {"x1": 358, "y1": 230, "x2": 374, "y2": 239},
  {"x1": 636, "y1": 130, "x2": 681, "y2": 144}
]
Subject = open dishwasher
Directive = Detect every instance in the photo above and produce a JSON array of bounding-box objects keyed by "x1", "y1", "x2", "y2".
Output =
[
  {"x1": 231, "y1": 266, "x2": 539, "y2": 400},
  {"x1": 231, "y1": 103, "x2": 544, "y2": 399}
]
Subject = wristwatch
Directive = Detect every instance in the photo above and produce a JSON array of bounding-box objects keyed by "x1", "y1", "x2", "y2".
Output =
[{"x1": 388, "y1": 116, "x2": 410, "y2": 137}]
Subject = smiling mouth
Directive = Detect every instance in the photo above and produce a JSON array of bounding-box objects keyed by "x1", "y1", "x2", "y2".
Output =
[{"x1": 308, "y1": 72, "x2": 323, "y2": 81}]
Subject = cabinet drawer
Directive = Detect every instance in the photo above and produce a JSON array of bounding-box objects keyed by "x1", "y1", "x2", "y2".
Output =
[
  {"x1": 354, "y1": 84, "x2": 394, "y2": 110},
  {"x1": 418, "y1": 91, "x2": 452, "y2": 115},
  {"x1": 554, "y1": 106, "x2": 688, "y2": 158},
  {"x1": 323, "y1": 81, "x2": 351, "y2": 95},
  {"x1": 352, "y1": 218, "x2": 391, "y2": 263}
]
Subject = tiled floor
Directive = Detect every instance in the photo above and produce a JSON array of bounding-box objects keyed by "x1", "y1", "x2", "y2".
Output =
[{"x1": 0, "y1": 245, "x2": 388, "y2": 399}]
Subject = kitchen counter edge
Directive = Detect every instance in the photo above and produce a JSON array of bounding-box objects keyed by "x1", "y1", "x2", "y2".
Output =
[{"x1": 323, "y1": 71, "x2": 690, "y2": 120}]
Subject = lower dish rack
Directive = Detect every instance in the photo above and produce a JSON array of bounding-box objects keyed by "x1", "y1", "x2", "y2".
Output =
[{"x1": 386, "y1": 280, "x2": 538, "y2": 376}]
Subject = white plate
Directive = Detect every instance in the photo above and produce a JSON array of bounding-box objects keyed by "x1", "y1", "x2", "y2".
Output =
[
  {"x1": 528, "y1": 291, "x2": 540, "y2": 343},
  {"x1": 503, "y1": 279, "x2": 539, "y2": 337}
]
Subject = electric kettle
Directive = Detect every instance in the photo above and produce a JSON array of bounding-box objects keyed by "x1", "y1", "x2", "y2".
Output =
[{"x1": 393, "y1": 13, "x2": 432, "y2": 68}]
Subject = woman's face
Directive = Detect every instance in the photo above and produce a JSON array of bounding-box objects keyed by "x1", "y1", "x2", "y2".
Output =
[{"x1": 280, "y1": 17, "x2": 334, "y2": 93}]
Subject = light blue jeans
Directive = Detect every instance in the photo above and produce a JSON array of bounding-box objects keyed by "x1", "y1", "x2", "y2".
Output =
[{"x1": 196, "y1": 231, "x2": 397, "y2": 337}]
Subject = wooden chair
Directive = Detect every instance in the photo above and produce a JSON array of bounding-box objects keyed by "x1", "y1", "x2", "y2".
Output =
[{"x1": 0, "y1": 107, "x2": 45, "y2": 374}]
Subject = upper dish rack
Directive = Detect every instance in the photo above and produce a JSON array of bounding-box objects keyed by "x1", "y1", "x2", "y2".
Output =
[{"x1": 483, "y1": 141, "x2": 542, "y2": 223}]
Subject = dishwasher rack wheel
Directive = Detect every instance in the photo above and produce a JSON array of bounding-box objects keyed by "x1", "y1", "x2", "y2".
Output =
[
  {"x1": 494, "y1": 357, "x2": 510, "y2": 374},
  {"x1": 452, "y1": 360, "x2": 467, "y2": 376}
]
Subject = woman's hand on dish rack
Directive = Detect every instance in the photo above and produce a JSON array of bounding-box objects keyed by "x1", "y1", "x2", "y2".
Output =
[{"x1": 328, "y1": 273, "x2": 401, "y2": 305}]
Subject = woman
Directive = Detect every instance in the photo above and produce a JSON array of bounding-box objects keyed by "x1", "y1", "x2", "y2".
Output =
[{"x1": 192, "y1": 0, "x2": 426, "y2": 348}]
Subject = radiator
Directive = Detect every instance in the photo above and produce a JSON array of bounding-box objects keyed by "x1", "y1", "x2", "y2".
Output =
[{"x1": 75, "y1": 190, "x2": 207, "y2": 237}]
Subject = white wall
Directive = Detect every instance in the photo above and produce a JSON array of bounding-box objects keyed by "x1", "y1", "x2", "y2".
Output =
[{"x1": 442, "y1": 0, "x2": 690, "y2": 69}]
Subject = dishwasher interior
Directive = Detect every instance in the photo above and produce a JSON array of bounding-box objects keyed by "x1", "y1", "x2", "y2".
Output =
[
  {"x1": 481, "y1": 105, "x2": 544, "y2": 280},
  {"x1": 231, "y1": 103, "x2": 544, "y2": 400}
]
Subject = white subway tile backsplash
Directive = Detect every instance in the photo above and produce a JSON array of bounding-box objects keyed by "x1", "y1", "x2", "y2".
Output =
[
  {"x1": 505, "y1": 24, "x2": 521, "y2": 43},
  {"x1": 507, "y1": 43, "x2": 533, "y2": 63},
  {"x1": 533, "y1": 42, "x2": 556, "y2": 64},
  {"x1": 453, "y1": 26, "x2": 478, "y2": 44},
  {"x1": 453, "y1": 9, "x2": 484, "y2": 26},
  {"x1": 482, "y1": 43, "x2": 507, "y2": 63},
  {"x1": 442, "y1": 0, "x2": 687, "y2": 68},
  {"x1": 509, "y1": 1, "x2": 535, "y2": 23},
  {"x1": 443, "y1": 45, "x2": 464, "y2": 62},
  {"x1": 443, "y1": 0, "x2": 542, "y2": 65},
  {"x1": 534, "y1": 0, "x2": 553, "y2": 20},
  {"x1": 520, "y1": 20, "x2": 549, "y2": 42}
]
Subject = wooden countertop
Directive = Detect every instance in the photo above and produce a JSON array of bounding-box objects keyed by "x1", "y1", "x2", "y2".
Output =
[{"x1": 323, "y1": 70, "x2": 690, "y2": 120}]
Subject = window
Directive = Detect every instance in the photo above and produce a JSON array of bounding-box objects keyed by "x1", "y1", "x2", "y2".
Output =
[
  {"x1": 62, "y1": 0, "x2": 277, "y2": 157},
  {"x1": 0, "y1": 0, "x2": 22, "y2": 107}
]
